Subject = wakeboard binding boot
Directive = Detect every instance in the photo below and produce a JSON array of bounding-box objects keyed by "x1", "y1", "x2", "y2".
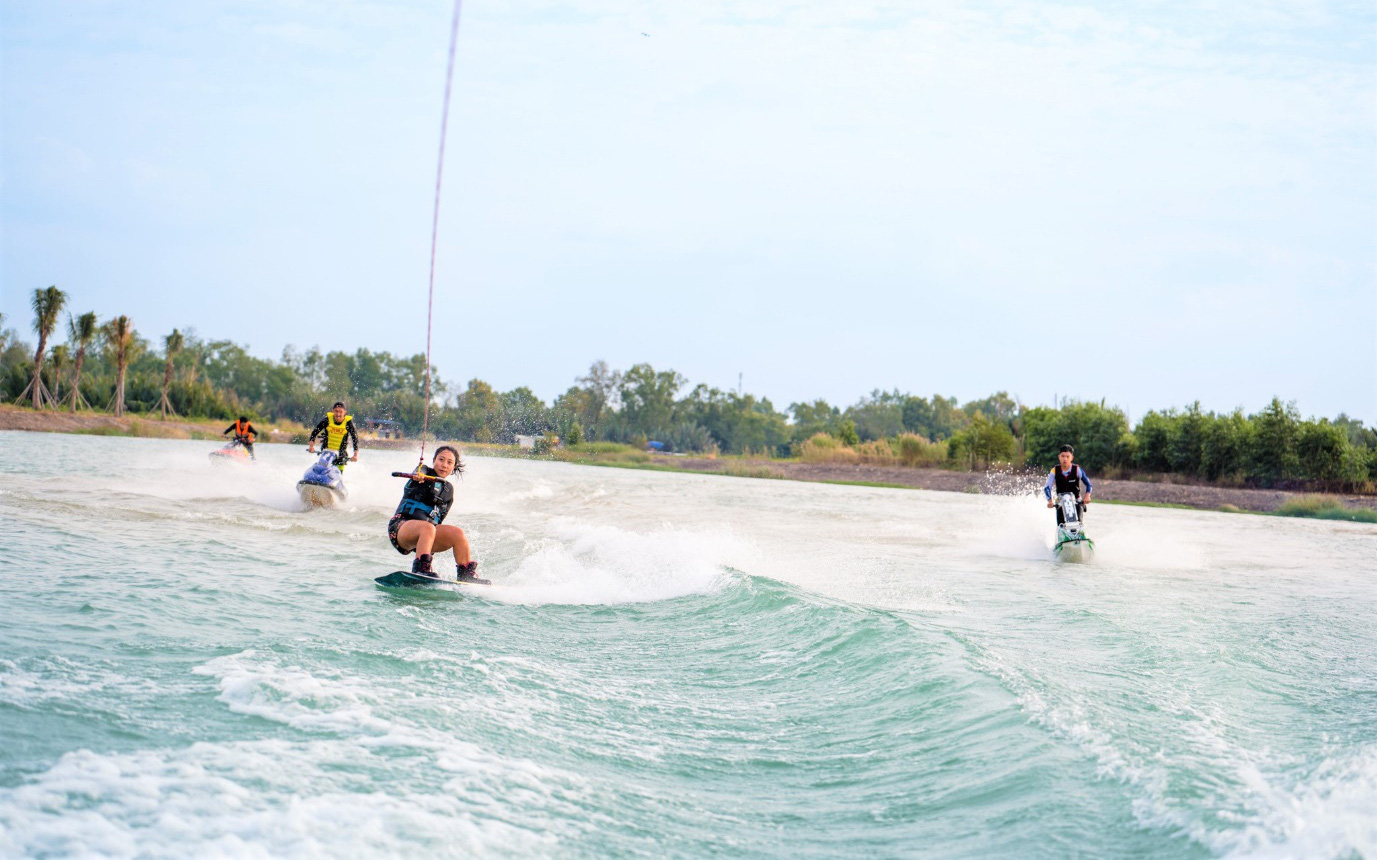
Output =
[
  {"x1": 411, "y1": 553, "x2": 434, "y2": 576},
  {"x1": 456, "y1": 560, "x2": 490, "y2": 585}
]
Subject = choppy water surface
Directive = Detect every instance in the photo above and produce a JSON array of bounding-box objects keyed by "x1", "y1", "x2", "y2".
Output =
[{"x1": 1, "y1": 431, "x2": 1374, "y2": 858}]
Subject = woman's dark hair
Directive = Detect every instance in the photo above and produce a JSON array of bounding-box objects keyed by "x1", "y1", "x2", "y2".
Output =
[
  {"x1": 1059, "y1": 444, "x2": 1075, "y2": 454},
  {"x1": 238, "y1": 416, "x2": 248, "y2": 422},
  {"x1": 434, "y1": 445, "x2": 464, "y2": 475}
]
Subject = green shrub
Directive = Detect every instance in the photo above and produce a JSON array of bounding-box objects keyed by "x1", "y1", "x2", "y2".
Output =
[
  {"x1": 797, "y1": 433, "x2": 859, "y2": 464},
  {"x1": 1295, "y1": 420, "x2": 1367, "y2": 482},
  {"x1": 1024, "y1": 401, "x2": 1130, "y2": 472},
  {"x1": 1250, "y1": 398, "x2": 1301, "y2": 482},
  {"x1": 854, "y1": 439, "x2": 897, "y2": 465},
  {"x1": 127, "y1": 418, "x2": 185, "y2": 439},
  {"x1": 1201, "y1": 410, "x2": 1252, "y2": 481},
  {"x1": 1273, "y1": 495, "x2": 1377, "y2": 522},
  {"x1": 947, "y1": 414, "x2": 1016, "y2": 469},
  {"x1": 837, "y1": 419, "x2": 859, "y2": 446},
  {"x1": 896, "y1": 433, "x2": 947, "y2": 467},
  {"x1": 532, "y1": 434, "x2": 558, "y2": 455}
]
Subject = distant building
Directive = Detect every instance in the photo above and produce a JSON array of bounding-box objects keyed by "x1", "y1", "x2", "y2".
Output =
[
  {"x1": 516, "y1": 434, "x2": 562, "y2": 451},
  {"x1": 361, "y1": 418, "x2": 403, "y2": 439}
]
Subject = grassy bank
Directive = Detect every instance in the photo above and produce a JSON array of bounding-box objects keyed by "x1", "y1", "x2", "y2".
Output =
[
  {"x1": 1272, "y1": 495, "x2": 1377, "y2": 523},
  {"x1": 484, "y1": 443, "x2": 1377, "y2": 519},
  {"x1": 0, "y1": 403, "x2": 310, "y2": 444},
  {"x1": 72, "y1": 418, "x2": 221, "y2": 440}
]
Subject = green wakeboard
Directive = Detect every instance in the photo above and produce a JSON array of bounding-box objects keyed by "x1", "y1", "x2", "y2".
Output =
[{"x1": 375, "y1": 570, "x2": 492, "y2": 588}]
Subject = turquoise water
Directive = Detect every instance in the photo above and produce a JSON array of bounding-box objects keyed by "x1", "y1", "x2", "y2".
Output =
[{"x1": 1, "y1": 430, "x2": 1374, "y2": 858}]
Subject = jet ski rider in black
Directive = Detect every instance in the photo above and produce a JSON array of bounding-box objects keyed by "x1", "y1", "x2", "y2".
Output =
[
  {"x1": 1044, "y1": 444, "x2": 1093, "y2": 524},
  {"x1": 387, "y1": 445, "x2": 481, "y2": 581}
]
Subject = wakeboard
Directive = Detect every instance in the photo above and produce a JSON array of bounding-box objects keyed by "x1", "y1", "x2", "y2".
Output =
[{"x1": 375, "y1": 570, "x2": 492, "y2": 588}]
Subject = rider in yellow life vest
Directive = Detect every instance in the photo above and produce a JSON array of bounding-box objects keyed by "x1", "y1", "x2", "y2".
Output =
[{"x1": 307, "y1": 401, "x2": 360, "y2": 469}]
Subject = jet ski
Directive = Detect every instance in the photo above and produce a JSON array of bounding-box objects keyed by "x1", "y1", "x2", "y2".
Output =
[
  {"x1": 1053, "y1": 492, "x2": 1094, "y2": 561},
  {"x1": 209, "y1": 438, "x2": 252, "y2": 464},
  {"x1": 298, "y1": 450, "x2": 348, "y2": 508}
]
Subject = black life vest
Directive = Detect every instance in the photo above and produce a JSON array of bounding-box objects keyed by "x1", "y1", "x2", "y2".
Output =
[
  {"x1": 393, "y1": 466, "x2": 454, "y2": 526},
  {"x1": 1053, "y1": 464, "x2": 1082, "y2": 497}
]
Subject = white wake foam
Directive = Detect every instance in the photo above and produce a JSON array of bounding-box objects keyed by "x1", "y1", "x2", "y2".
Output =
[
  {"x1": 491, "y1": 518, "x2": 738, "y2": 606},
  {"x1": 0, "y1": 740, "x2": 580, "y2": 858}
]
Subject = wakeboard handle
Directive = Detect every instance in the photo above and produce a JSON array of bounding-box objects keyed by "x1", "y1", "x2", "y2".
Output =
[{"x1": 390, "y1": 470, "x2": 447, "y2": 482}]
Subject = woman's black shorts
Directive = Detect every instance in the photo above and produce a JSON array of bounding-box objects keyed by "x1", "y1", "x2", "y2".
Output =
[{"x1": 387, "y1": 514, "x2": 412, "y2": 555}]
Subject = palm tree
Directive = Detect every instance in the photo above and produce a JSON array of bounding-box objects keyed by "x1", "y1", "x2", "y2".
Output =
[
  {"x1": 157, "y1": 329, "x2": 184, "y2": 418},
  {"x1": 49, "y1": 344, "x2": 70, "y2": 404},
  {"x1": 64, "y1": 311, "x2": 99, "y2": 412},
  {"x1": 185, "y1": 346, "x2": 201, "y2": 386},
  {"x1": 15, "y1": 286, "x2": 67, "y2": 409},
  {"x1": 0, "y1": 312, "x2": 14, "y2": 362},
  {"x1": 105, "y1": 315, "x2": 135, "y2": 417}
]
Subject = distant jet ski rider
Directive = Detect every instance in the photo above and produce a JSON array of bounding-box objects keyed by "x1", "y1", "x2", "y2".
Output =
[
  {"x1": 223, "y1": 416, "x2": 258, "y2": 459},
  {"x1": 388, "y1": 445, "x2": 482, "y2": 582},
  {"x1": 1044, "y1": 444, "x2": 1092, "y2": 523},
  {"x1": 307, "y1": 401, "x2": 360, "y2": 469}
]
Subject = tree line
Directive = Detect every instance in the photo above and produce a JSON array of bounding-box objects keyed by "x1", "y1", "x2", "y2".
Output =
[{"x1": 3, "y1": 287, "x2": 1374, "y2": 489}]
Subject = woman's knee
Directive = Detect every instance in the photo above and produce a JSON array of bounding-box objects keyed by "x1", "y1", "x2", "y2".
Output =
[
  {"x1": 433, "y1": 525, "x2": 467, "y2": 549},
  {"x1": 398, "y1": 520, "x2": 434, "y2": 542}
]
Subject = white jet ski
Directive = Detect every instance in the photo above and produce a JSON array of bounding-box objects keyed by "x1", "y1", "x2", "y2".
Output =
[
  {"x1": 298, "y1": 450, "x2": 348, "y2": 508},
  {"x1": 1053, "y1": 492, "x2": 1094, "y2": 561}
]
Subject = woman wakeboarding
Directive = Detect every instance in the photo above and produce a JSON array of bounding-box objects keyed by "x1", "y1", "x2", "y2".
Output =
[
  {"x1": 378, "y1": 0, "x2": 489, "y2": 587},
  {"x1": 387, "y1": 446, "x2": 484, "y2": 582}
]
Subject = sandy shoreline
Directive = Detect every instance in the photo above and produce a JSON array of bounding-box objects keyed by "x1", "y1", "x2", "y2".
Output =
[
  {"x1": 0, "y1": 404, "x2": 295, "y2": 441},
  {"x1": 3, "y1": 405, "x2": 1373, "y2": 514}
]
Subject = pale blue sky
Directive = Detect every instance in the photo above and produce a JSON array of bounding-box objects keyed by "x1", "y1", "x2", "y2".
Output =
[{"x1": 2, "y1": 0, "x2": 1374, "y2": 422}]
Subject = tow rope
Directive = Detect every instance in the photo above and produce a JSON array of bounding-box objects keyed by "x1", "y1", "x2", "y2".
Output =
[{"x1": 401, "y1": 0, "x2": 463, "y2": 485}]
